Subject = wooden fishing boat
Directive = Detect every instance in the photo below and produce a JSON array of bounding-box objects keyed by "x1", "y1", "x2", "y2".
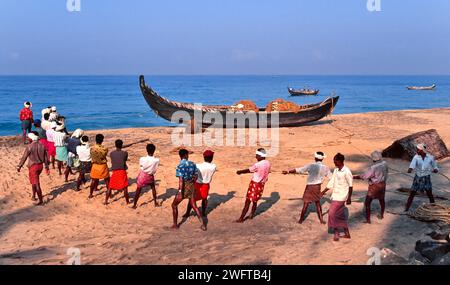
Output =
[
  {"x1": 140, "y1": 75, "x2": 338, "y2": 127},
  {"x1": 406, "y1": 84, "x2": 436, "y2": 90},
  {"x1": 287, "y1": 87, "x2": 320, "y2": 96}
]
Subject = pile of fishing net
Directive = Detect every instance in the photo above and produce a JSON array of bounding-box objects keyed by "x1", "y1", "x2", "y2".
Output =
[
  {"x1": 230, "y1": 100, "x2": 259, "y2": 112},
  {"x1": 265, "y1": 98, "x2": 302, "y2": 112},
  {"x1": 410, "y1": 203, "x2": 450, "y2": 223},
  {"x1": 230, "y1": 98, "x2": 304, "y2": 112}
]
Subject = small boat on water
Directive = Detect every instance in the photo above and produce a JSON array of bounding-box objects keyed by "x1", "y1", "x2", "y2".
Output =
[
  {"x1": 287, "y1": 87, "x2": 320, "y2": 96},
  {"x1": 140, "y1": 76, "x2": 338, "y2": 128},
  {"x1": 406, "y1": 84, "x2": 436, "y2": 91}
]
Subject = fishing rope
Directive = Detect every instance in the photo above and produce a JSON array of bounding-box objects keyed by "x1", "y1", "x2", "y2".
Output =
[{"x1": 410, "y1": 203, "x2": 450, "y2": 223}]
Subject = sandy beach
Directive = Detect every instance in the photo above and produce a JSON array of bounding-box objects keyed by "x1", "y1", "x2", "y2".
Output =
[{"x1": 0, "y1": 108, "x2": 449, "y2": 265}]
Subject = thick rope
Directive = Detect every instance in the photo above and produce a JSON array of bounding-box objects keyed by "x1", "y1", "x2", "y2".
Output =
[{"x1": 410, "y1": 203, "x2": 450, "y2": 223}]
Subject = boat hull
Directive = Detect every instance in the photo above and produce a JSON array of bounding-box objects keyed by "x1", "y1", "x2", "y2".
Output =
[{"x1": 140, "y1": 76, "x2": 338, "y2": 128}]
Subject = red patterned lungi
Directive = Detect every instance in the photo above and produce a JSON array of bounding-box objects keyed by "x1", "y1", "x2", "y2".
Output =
[{"x1": 246, "y1": 180, "x2": 265, "y2": 202}]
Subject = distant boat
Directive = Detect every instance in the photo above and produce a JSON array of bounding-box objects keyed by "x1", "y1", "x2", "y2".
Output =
[
  {"x1": 288, "y1": 87, "x2": 320, "y2": 96},
  {"x1": 406, "y1": 84, "x2": 436, "y2": 91},
  {"x1": 140, "y1": 75, "x2": 339, "y2": 128}
]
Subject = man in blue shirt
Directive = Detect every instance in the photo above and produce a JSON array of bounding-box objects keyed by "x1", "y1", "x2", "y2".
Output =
[{"x1": 171, "y1": 149, "x2": 207, "y2": 231}]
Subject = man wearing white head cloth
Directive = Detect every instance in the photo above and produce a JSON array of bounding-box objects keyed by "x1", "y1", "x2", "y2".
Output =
[
  {"x1": 49, "y1": 106, "x2": 59, "y2": 122},
  {"x1": 354, "y1": 151, "x2": 388, "y2": 223},
  {"x1": 283, "y1": 151, "x2": 332, "y2": 224},
  {"x1": 19, "y1": 101, "x2": 34, "y2": 144},
  {"x1": 17, "y1": 131, "x2": 50, "y2": 206},
  {"x1": 404, "y1": 143, "x2": 439, "y2": 211},
  {"x1": 64, "y1": 129, "x2": 84, "y2": 182},
  {"x1": 45, "y1": 122, "x2": 58, "y2": 169},
  {"x1": 235, "y1": 148, "x2": 271, "y2": 223}
]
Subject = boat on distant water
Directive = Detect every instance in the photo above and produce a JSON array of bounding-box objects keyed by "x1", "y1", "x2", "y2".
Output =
[
  {"x1": 287, "y1": 87, "x2": 320, "y2": 96},
  {"x1": 139, "y1": 75, "x2": 338, "y2": 128},
  {"x1": 406, "y1": 84, "x2": 436, "y2": 90}
]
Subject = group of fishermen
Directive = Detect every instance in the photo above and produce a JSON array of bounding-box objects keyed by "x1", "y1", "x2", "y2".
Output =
[{"x1": 17, "y1": 102, "x2": 440, "y2": 240}]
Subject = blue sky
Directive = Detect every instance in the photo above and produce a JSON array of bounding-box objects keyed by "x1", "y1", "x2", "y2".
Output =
[{"x1": 1, "y1": 0, "x2": 449, "y2": 75}]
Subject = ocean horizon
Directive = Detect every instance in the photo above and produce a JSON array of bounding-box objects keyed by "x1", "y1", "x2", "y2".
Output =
[{"x1": 1, "y1": 75, "x2": 449, "y2": 136}]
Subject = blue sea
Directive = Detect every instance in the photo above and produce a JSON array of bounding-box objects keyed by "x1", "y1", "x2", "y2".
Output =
[{"x1": 1, "y1": 75, "x2": 449, "y2": 136}]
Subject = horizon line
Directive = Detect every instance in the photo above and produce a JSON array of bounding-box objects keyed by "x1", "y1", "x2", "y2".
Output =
[{"x1": 1, "y1": 74, "x2": 449, "y2": 77}]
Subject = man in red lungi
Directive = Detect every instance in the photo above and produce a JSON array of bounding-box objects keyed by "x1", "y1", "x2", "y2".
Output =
[
  {"x1": 17, "y1": 132, "x2": 50, "y2": 205},
  {"x1": 283, "y1": 151, "x2": 332, "y2": 224},
  {"x1": 105, "y1": 139, "x2": 130, "y2": 205},
  {"x1": 354, "y1": 151, "x2": 388, "y2": 224},
  {"x1": 321, "y1": 153, "x2": 353, "y2": 241},
  {"x1": 235, "y1": 148, "x2": 271, "y2": 223},
  {"x1": 182, "y1": 150, "x2": 217, "y2": 218}
]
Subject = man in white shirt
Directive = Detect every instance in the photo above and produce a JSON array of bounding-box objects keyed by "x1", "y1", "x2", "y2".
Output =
[
  {"x1": 41, "y1": 106, "x2": 51, "y2": 120},
  {"x1": 283, "y1": 151, "x2": 332, "y2": 224},
  {"x1": 321, "y1": 153, "x2": 353, "y2": 241},
  {"x1": 41, "y1": 113, "x2": 52, "y2": 131},
  {"x1": 183, "y1": 150, "x2": 217, "y2": 218},
  {"x1": 76, "y1": 135, "x2": 92, "y2": 191},
  {"x1": 133, "y1": 144, "x2": 161, "y2": 209},
  {"x1": 53, "y1": 124, "x2": 68, "y2": 176},
  {"x1": 405, "y1": 143, "x2": 439, "y2": 212}
]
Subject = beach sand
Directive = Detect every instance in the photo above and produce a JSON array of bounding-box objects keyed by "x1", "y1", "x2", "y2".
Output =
[{"x1": 0, "y1": 108, "x2": 449, "y2": 265}]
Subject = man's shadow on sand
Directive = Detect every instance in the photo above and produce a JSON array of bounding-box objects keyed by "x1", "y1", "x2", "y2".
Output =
[
  {"x1": 253, "y1": 192, "x2": 281, "y2": 218},
  {"x1": 236, "y1": 192, "x2": 281, "y2": 222},
  {"x1": 178, "y1": 191, "x2": 236, "y2": 226}
]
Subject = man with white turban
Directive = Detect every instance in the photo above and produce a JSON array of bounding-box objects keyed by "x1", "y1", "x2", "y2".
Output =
[
  {"x1": 19, "y1": 101, "x2": 34, "y2": 144},
  {"x1": 17, "y1": 131, "x2": 50, "y2": 205},
  {"x1": 283, "y1": 151, "x2": 332, "y2": 224},
  {"x1": 235, "y1": 148, "x2": 271, "y2": 223},
  {"x1": 354, "y1": 151, "x2": 388, "y2": 223},
  {"x1": 405, "y1": 143, "x2": 439, "y2": 211},
  {"x1": 64, "y1": 129, "x2": 84, "y2": 182}
]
